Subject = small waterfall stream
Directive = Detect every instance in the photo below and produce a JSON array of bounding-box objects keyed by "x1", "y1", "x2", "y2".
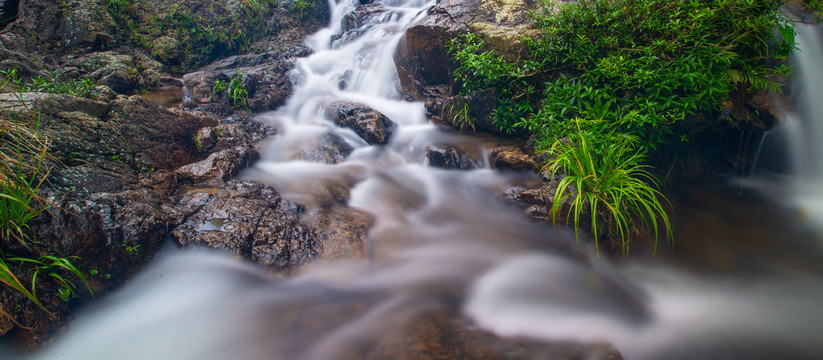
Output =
[{"x1": 18, "y1": 2, "x2": 823, "y2": 360}]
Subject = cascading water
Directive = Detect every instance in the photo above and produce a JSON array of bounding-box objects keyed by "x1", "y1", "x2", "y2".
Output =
[
  {"x1": 14, "y1": 2, "x2": 823, "y2": 360},
  {"x1": 782, "y1": 22, "x2": 823, "y2": 229}
]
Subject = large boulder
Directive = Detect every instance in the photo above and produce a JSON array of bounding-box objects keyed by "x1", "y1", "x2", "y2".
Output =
[
  {"x1": 182, "y1": 45, "x2": 312, "y2": 113},
  {"x1": 173, "y1": 178, "x2": 373, "y2": 271},
  {"x1": 325, "y1": 101, "x2": 395, "y2": 145},
  {"x1": 0, "y1": 93, "x2": 205, "y2": 192},
  {"x1": 394, "y1": 0, "x2": 548, "y2": 125}
]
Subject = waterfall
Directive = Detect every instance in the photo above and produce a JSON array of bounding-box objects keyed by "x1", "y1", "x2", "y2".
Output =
[{"x1": 778, "y1": 22, "x2": 823, "y2": 232}]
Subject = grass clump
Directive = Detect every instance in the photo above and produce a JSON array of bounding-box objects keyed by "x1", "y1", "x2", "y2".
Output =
[
  {"x1": 0, "y1": 74, "x2": 92, "y2": 316},
  {"x1": 545, "y1": 121, "x2": 672, "y2": 255},
  {"x1": 448, "y1": 0, "x2": 797, "y2": 252}
]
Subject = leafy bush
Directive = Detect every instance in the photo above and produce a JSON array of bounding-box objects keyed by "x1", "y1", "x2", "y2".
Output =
[
  {"x1": 107, "y1": 0, "x2": 281, "y2": 71},
  {"x1": 451, "y1": 0, "x2": 795, "y2": 150},
  {"x1": 448, "y1": 0, "x2": 796, "y2": 252}
]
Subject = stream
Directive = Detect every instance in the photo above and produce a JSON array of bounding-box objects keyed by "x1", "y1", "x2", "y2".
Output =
[{"x1": 21, "y1": 1, "x2": 823, "y2": 359}]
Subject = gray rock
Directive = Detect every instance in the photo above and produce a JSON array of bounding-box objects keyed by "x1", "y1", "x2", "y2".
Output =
[
  {"x1": 326, "y1": 101, "x2": 395, "y2": 145},
  {"x1": 294, "y1": 132, "x2": 354, "y2": 164},
  {"x1": 175, "y1": 146, "x2": 259, "y2": 185},
  {"x1": 173, "y1": 180, "x2": 317, "y2": 271}
]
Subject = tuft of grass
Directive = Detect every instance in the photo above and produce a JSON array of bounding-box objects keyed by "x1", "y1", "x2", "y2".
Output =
[
  {"x1": 0, "y1": 73, "x2": 94, "y2": 315},
  {"x1": 544, "y1": 120, "x2": 673, "y2": 256}
]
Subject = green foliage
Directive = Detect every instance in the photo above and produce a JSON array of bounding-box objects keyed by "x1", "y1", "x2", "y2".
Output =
[
  {"x1": 7, "y1": 255, "x2": 93, "y2": 303},
  {"x1": 450, "y1": 0, "x2": 796, "y2": 150},
  {"x1": 447, "y1": 0, "x2": 796, "y2": 252},
  {"x1": 106, "y1": 0, "x2": 282, "y2": 71},
  {"x1": 0, "y1": 78, "x2": 93, "y2": 313},
  {"x1": 545, "y1": 121, "x2": 672, "y2": 255},
  {"x1": 214, "y1": 73, "x2": 249, "y2": 109},
  {"x1": 288, "y1": 0, "x2": 315, "y2": 18},
  {"x1": 0, "y1": 68, "x2": 96, "y2": 98}
]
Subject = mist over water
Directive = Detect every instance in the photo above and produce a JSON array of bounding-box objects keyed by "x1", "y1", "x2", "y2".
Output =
[{"x1": 19, "y1": 2, "x2": 823, "y2": 360}]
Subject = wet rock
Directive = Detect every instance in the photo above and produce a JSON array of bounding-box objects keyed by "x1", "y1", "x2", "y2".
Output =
[
  {"x1": 182, "y1": 48, "x2": 307, "y2": 113},
  {"x1": 175, "y1": 146, "x2": 259, "y2": 185},
  {"x1": 0, "y1": 187, "x2": 177, "y2": 345},
  {"x1": 173, "y1": 180, "x2": 317, "y2": 271},
  {"x1": 193, "y1": 120, "x2": 272, "y2": 154},
  {"x1": 331, "y1": 3, "x2": 389, "y2": 47},
  {"x1": 440, "y1": 88, "x2": 508, "y2": 135},
  {"x1": 303, "y1": 207, "x2": 373, "y2": 260},
  {"x1": 294, "y1": 132, "x2": 354, "y2": 164},
  {"x1": 326, "y1": 101, "x2": 395, "y2": 145},
  {"x1": 394, "y1": 0, "x2": 548, "y2": 121},
  {"x1": 20, "y1": 94, "x2": 205, "y2": 193},
  {"x1": 490, "y1": 145, "x2": 540, "y2": 172},
  {"x1": 425, "y1": 144, "x2": 476, "y2": 170}
]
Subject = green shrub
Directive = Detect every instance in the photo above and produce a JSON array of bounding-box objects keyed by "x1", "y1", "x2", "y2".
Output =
[
  {"x1": 545, "y1": 120, "x2": 672, "y2": 255},
  {"x1": 448, "y1": 0, "x2": 796, "y2": 252}
]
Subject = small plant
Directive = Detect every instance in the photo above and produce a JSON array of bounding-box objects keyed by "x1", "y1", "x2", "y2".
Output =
[
  {"x1": 288, "y1": 0, "x2": 315, "y2": 18},
  {"x1": 214, "y1": 73, "x2": 249, "y2": 109},
  {"x1": 123, "y1": 244, "x2": 141, "y2": 256},
  {"x1": 0, "y1": 76, "x2": 93, "y2": 313},
  {"x1": 8, "y1": 255, "x2": 93, "y2": 302},
  {"x1": 544, "y1": 121, "x2": 672, "y2": 255}
]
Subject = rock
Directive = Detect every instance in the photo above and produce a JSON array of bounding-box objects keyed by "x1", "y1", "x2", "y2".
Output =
[
  {"x1": 182, "y1": 48, "x2": 306, "y2": 113},
  {"x1": 27, "y1": 94, "x2": 205, "y2": 193},
  {"x1": 425, "y1": 144, "x2": 477, "y2": 170},
  {"x1": 294, "y1": 132, "x2": 354, "y2": 164},
  {"x1": 331, "y1": 3, "x2": 389, "y2": 47},
  {"x1": 193, "y1": 120, "x2": 272, "y2": 154},
  {"x1": 326, "y1": 101, "x2": 395, "y2": 145},
  {"x1": 15, "y1": 0, "x2": 116, "y2": 51},
  {"x1": 150, "y1": 36, "x2": 184, "y2": 65},
  {"x1": 394, "y1": 0, "x2": 549, "y2": 121},
  {"x1": 303, "y1": 207, "x2": 373, "y2": 260},
  {"x1": 173, "y1": 180, "x2": 317, "y2": 271},
  {"x1": 441, "y1": 88, "x2": 509, "y2": 135},
  {"x1": 33, "y1": 188, "x2": 175, "y2": 291},
  {"x1": 490, "y1": 144, "x2": 540, "y2": 172},
  {"x1": 175, "y1": 146, "x2": 259, "y2": 185},
  {"x1": 0, "y1": 92, "x2": 110, "y2": 118}
]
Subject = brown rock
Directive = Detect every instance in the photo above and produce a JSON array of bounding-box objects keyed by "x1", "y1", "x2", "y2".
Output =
[{"x1": 490, "y1": 145, "x2": 540, "y2": 172}]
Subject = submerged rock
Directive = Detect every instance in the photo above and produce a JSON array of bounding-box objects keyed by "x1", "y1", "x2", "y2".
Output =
[
  {"x1": 425, "y1": 144, "x2": 477, "y2": 170},
  {"x1": 294, "y1": 132, "x2": 354, "y2": 164},
  {"x1": 326, "y1": 101, "x2": 395, "y2": 145}
]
